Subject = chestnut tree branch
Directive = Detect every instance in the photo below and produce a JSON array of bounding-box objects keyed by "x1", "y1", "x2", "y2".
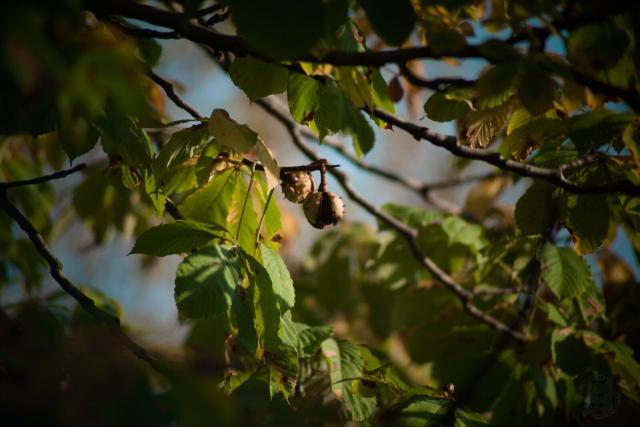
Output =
[
  {"x1": 0, "y1": 163, "x2": 87, "y2": 189},
  {"x1": 146, "y1": 68, "x2": 203, "y2": 120},
  {"x1": 372, "y1": 108, "x2": 640, "y2": 197}
]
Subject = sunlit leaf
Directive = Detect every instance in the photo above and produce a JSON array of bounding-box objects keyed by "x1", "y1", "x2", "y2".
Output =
[
  {"x1": 321, "y1": 339, "x2": 376, "y2": 421},
  {"x1": 131, "y1": 220, "x2": 227, "y2": 257},
  {"x1": 208, "y1": 109, "x2": 258, "y2": 153},
  {"x1": 541, "y1": 244, "x2": 595, "y2": 300},
  {"x1": 174, "y1": 245, "x2": 242, "y2": 319}
]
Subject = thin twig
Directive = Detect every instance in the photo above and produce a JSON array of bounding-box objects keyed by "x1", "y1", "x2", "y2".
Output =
[
  {"x1": 146, "y1": 69, "x2": 202, "y2": 120},
  {"x1": 255, "y1": 188, "x2": 274, "y2": 248},
  {"x1": 398, "y1": 63, "x2": 473, "y2": 90},
  {"x1": 255, "y1": 97, "x2": 528, "y2": 343},
  {"x1": 0, "y1": 164, "x2": 86, "y2": 189},
  {"x1": 0, "y1": 188, "x2": 164, "y2": 372}
]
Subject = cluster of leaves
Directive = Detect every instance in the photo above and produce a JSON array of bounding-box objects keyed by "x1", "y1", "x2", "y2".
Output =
[{"x1": 2, "y1": 0, "x2": 640, "y2": 426}]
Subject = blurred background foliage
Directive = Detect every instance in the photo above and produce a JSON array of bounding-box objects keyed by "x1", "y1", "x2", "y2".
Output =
[{"x1": 2, "y1": 0, "x2": 640, "y2": 426}]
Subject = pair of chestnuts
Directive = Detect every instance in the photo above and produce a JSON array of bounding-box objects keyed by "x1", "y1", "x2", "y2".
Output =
[{"x1": 281, "y1": 171, "x2": 345, "y2": 229}]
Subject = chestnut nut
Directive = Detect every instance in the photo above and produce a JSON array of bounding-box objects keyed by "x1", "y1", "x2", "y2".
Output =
[
  {"x1": 281, "y1": 171, "x2": 315, "y2": 203},
  {"x1": 302, "y1": 191, "x2": 345, "y2": 229}
]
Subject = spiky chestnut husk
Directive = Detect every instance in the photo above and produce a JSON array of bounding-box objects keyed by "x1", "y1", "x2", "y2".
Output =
[
  {"x1": 302, "y1": 191, "x2": 345, "y2": 229},
  {"x1": 281, "y1": 171, "x2": 315, "y2": 203}
]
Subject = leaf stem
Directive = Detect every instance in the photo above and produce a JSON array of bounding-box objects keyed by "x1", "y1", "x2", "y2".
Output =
[{"x1": 255, "y1": 188, "x2": 274, "y2": 248}]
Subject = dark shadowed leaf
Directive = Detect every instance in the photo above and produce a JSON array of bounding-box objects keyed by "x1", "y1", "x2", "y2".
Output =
[
  {"x1": 230, "y1": 57, "x2": 289, "y2": 101},
  {"x1": 357, "y1": 0, "x2": 416, "y2": 46},
  {"x1": 515, "y1": 181, "x2": 555, "y2": 235},
  {"x1": 565, "y1": 194, "x2": 610, "y2": 254},
  {"x1": 517, "y1": 63, "x2": 557, "y2": 116},
  {"x1": 229, "y1": 0, "x2": 334, "y2": 59}
]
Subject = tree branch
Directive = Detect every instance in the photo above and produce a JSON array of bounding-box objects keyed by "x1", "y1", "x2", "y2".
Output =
[
  {"x1": 146, "y1": 69, "x2": 203, "y2": 120},
  {"x1": 398, "y1": 63, "x2": 474, "y2": 90},
  {"x1": 255, "y1": 97, "x2": 528, "y2": 343},
  {"x1": 372, "y1": 108, "x2": 640, "y2": 197},
  {"x1": 0, "y1": 164, "x2": 86, "y2": 189},
  {"x1": 0, "y1": 187, "x2": 164, "y2": 372}
]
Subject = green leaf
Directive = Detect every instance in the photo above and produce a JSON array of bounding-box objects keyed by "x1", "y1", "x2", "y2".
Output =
[
  {"x1": 280, "y1": 312, "x2": 333, "y2": 357},
  {"x1": 601, "y1": 341, "x2": 640, "y2": 389},
  {"x1": 59, "y1": 123, "x2": 100, "y2": 162},
  {"x1": 455, "y1": 409, "x2": 491, "y2": 427},
  {"x1": 253, "y1": 174, "x2": 282, "y2": 246},
  {"x1": 568, "y1": 109, "x2": 632, "y2": 153},
  {"x1": 247, "y1": 254, "x2": 283, "y2": 353},
  {"x1": 296, "y1": 324, "x2": 334, "y2": 358},
  {"x1": 136, "y1": 38, "x2": 162, "y2": 66},
  {"x1": 229, "y1": 57, "x2": 289, "y2": 101},
  {"x1": 143, "y1": 169, "x2": 167, "y2": 214},
  {"x1": 515, "y1": 181, "x2": 555, "y2": 235},
  {"x1": 208, "y1": 109, "x2": 258, "y2": 153},
  {"x1": 287, "y1": 73, "x2": 322, "y2": 123},
  {"x1": 174, "y1": 245, "x2": 242, "y2": 319},
  {"x1": 229, "y1": 0, "x2": 335, "y2": 59},
  {"x1": 395, "y1": 395, "x2": 451, "y2": 427},
  {"x1": 97, "y1": 108, "x2": 153, "y2": 170},
  {"x1": 541, "y1": 244, "x2": 596, "y2": 300},
  {"x1": 255, "y1": 138, "x2": 280, "y2": 191},
  {"x1": 517, "y1": 63, "x2": 557, "y2": 116},
  {"x1": 476, "y1": 62, "x2": 520, "y2": 109},
  {"x1": 371, "y1": 70, "x2": 395, "y2": 113},
  {"x1": 130, "y1": 220, "x2": 227, "y2": 257},
  {"x1": 425, "y1": 25, "x2": 465, "y2": 55},
  {"x1": 154, "y1": 126, "x2": 208, "y2": 176},
  {"x1": 160, "y1": 158, "x2": 197, "y2": 195},
  {"x1": 551, "y1": 328, "x2": 594, "y2": 376},
  {"x1": 358, "y1": 0, "x2": 416, "y2": 46},
  {"x1": 505, "y1": 117, "x2": 565, "y2": 158},
  {"x1": 568, "y1": 20, "x2": 630, "y2": 70},
  {"x1": 314, "y1": 84, "x2": 375, "y2": 156},
  {"x1": 259, "y1": 243, "x2": 295, "y2": 312},
  {"x1": 229, "y1": 173, "x2": 259, "y2": 254},
  {"x1": 441, "y1": 216, "x2": 485, "y2": 252},
  {"x1": 424, "y1": 91, "x2": 471, "y2": 122},
  {"x1": 565, "y1": 194, "x2": 610, "y2": 254},
  {"x1": 380, "y1": 203, "x2": 442, "y2": 229},
  {"x1": 180, "y1": 168, "x2": 239, "y2": 226},
  {"x1": 321, "y1": 339, "x2": 376, "y2": 421},
  {"x1": 336, "y1": 67, "x2": 374, "y2": 110}
]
